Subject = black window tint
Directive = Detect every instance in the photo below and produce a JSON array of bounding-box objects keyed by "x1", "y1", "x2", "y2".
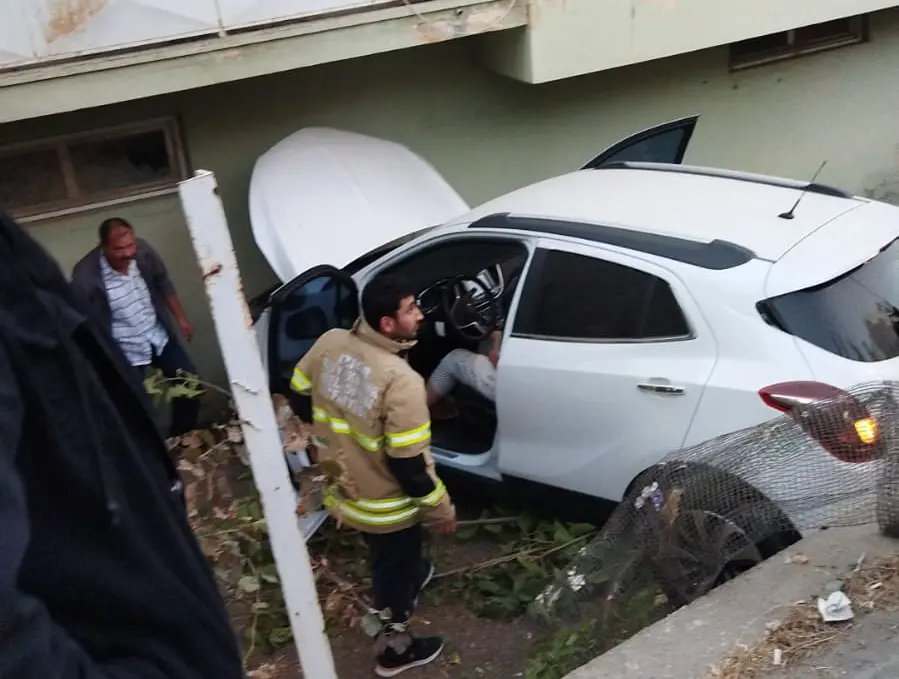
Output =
[
  {"x1": 342, "y1": 226, "x2": 435, "y2": 275},
  {"x1": 597, "y1": 128, "x2": 689, "y2": 165},
  {"x1": 382, "y1": 238, "x2": 527, "y2": 290},
  {"x1": 515, "y1": 250, "x2": 690, "y2": 340},
  {"x1": 270, "y1": 272, "x2": 358, "y2": 395},
  {"x1": 763, "y1": 238, "x2": 899, "y2": 363}
]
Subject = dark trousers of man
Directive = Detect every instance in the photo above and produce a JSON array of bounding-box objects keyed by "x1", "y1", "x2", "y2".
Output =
[
  {"x1": 363, "y1": 524, "x2": 425, "y2": 629},
  {"x1": 139, "y1": 340, "x2": 200, "y2": 437}
]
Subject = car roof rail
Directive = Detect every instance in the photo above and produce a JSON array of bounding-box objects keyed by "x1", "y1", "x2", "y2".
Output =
[
  {"x1": 593, "y1": 161, "x2": 853, "y2": 199},
  {"x1": 468, "y1": 213, "x2": 756, "y2": 270}
]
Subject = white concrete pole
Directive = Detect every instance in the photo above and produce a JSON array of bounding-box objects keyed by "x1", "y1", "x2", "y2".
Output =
[{"x1": 178, "y1": 170, "x2": 336, "y2": 679}]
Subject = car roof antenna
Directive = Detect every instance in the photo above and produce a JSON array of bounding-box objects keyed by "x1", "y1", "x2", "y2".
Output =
[{"x1": 779, "y1": 160, "x2": 827, "y2": 220}]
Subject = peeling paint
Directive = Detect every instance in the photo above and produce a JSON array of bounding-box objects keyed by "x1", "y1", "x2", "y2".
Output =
[
  {"x1": 202, "y1": 262, "x2": 224, "y2": 279},
  {"x1": 416, "y1": 17, "x2": 458, "y2": 42},
  {"x1": 43, "y1": 0, "x2": 107, "y2": 43},
  {"x1": 416, "y1": 3, "x2": 519, "y2": 42},
  {"x1": 232, "y1": 381, "x2": 260, "y2": 395}
]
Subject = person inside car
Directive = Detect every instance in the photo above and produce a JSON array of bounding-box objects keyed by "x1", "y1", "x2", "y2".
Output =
[{"x1": 426, "y1": 328, "x2": 502, "y2": 418}]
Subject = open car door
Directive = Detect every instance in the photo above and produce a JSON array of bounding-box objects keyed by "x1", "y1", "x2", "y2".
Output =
[
  {"x1": 581, "y1": 115, "x2": 699, "y2": 169},
  {"x1": 263, "y1": 264, "x2": 359, "y2": 540}
]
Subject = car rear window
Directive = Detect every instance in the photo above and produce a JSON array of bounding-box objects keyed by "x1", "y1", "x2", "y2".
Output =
[{"x1": 761, "y1": 238, "x2": 899, "y2": 362}]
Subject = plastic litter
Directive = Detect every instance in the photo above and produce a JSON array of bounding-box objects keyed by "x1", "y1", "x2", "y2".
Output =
[{"x1": 817, "y1": 591, "x2": 854, "y2": 622}]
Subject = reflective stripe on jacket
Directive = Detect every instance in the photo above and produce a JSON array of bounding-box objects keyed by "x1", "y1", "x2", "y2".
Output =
[{"x1": 292, "y1": 319, "x2": 454, "y2": 533}]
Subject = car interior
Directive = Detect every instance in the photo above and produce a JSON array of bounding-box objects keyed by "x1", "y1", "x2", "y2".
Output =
[
  {"x1": 379, "y1": 238, "x2": 530, "y2": 455},
  {"x1": 268, "y1": 238, "x2": 529, "y2": 457}
]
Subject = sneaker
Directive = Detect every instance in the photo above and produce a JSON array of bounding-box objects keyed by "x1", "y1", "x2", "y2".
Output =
[
  {"x1": 413, "y1": 559, "x2": 435, "y2": 606},
  {"x1": 375, "y1": 636, "x2": 444, "y2": 677}
]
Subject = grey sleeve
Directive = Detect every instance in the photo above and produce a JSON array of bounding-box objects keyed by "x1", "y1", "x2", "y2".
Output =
[
  {"x1": 0, "y1": 342, "x2": 163, "y2": 679},
  {"x1": 139, "y1": 239, "x2": 175, "y2": 297}
]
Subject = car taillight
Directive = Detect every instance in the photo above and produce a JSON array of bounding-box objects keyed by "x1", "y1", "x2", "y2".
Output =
[{"x1": 759, "y1": 381, "x2": 881, "y2": 464}]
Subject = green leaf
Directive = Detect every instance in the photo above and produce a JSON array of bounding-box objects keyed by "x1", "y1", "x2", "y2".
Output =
[
  {"x1": 553, "y1": 522, "x2": 572, "y2": 544},
  {"x1": 260, "y1": 571, "x2": 280, "y2": 585},
  {"x1": 483, "y1": 522, "x2": 503, "y2": 534},
  {"x1": 475, "y1": 579, "x2": 502, "y2": 595},
  {"x1": 238, "y1": 575, "x2": 261, "y2": 594},
  {"x1": 143, "y1": 376, "x2": 163, "y2": 395},
  {"x1": 517, "y1": 555, "x2": 546, "y2": 575},
  {"x1": 567, "y1": 523, "x2": 597, "y2": 537},
  {"x1": 268, "y1": 626, "x2": 293, "y2": 647},
  {"x1": 516, "y1": 513, "x2": 537, "y2": 534},
  {"x1": 166, "y1": 383, "x2": 204, "y2": 401}
]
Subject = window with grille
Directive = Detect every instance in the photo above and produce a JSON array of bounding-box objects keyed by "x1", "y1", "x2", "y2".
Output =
[
  {"x1": 0, "y1": 118, "x2": 187, "y2": 218},
  {"x1": 730, "y1": 15, "x2": 868, "y2": 71}
]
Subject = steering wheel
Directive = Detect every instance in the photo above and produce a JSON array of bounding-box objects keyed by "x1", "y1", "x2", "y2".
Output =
[{"x1": 440, "y1": 275, "x2": 500, "y2": 342}]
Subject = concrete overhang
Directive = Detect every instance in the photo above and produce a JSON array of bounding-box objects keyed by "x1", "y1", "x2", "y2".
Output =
[
  {"x1": 0, "y1": 0, "x2": 526, "y2": 124},
  {"x1": 477, "y1": 0, "x2": 899, "y2": 83}
]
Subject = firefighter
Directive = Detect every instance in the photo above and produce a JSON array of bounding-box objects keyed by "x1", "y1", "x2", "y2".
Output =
[{"x1": 291, "y1": 274, "x2": 457, "y2": 677}]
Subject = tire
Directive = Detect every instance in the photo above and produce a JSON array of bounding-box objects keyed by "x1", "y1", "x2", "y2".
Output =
[{"x1": 626, "y1": 463, "x2": 801, "y2": 607}]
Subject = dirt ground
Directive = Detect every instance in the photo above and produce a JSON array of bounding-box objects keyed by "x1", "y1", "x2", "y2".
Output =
[
  {"x1": 242, "y1": 533, "x2": 543, "y2": 679},
  {"x1": 180, "y1": 430, "x2": 606, "y2": 679}
]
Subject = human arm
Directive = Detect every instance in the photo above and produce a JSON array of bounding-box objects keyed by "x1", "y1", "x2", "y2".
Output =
[
  {"x1": 164, "y1": 293, "x2": 193, "y2": 342},
  {"x1": 69, "y1": 258, "x2": 107, "y2": 324},
  {"x1": 140, "y1": 240, "x2": 193, "y2": 341},
  {"x1": 383, "y1": 372, "x2": 456, "y2": 534},
  {"x1": 289, "y1": 350, "x2": 315, "y2": 397},
  {"x1": 0, "y1": 343, "x2": 166, "y2": 679}
]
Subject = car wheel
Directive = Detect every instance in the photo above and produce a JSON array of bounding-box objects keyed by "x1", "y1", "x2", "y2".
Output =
[{"x1": 629, "y1": 463, "x2": 801, "y2": 607}]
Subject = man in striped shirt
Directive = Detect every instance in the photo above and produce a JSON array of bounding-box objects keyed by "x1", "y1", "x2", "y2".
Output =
[{"x1": 72, "y1": 217, "x2": 199, "y2": 437}]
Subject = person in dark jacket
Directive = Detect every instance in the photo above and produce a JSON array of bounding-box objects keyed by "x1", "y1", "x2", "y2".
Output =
[
  {"x1": 0, "y1": 209, "x2": 244, "y2": 679},
  {"x1": 71, "y1": 217, "x2": 199, "y2": 436}
]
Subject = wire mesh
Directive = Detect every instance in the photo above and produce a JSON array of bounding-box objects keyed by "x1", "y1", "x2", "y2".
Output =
[{"x1": 531, "y1": 380, "x2": 899, "y2": 641}]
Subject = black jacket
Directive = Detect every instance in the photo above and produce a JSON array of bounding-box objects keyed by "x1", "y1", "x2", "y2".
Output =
[
  {"x1": 0, "y1": 210, "x2": 244, "y2": 679},
  {"x1": 71, "y1": 239, "x2": 179, "y2": 341}
]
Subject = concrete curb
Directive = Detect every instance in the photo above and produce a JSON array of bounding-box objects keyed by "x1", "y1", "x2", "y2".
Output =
[{"x1": 564, "y1": 524, "x2": 898, "y2": 679}]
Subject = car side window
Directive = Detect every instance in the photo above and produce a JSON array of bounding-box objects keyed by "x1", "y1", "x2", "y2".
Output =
[
  {"x1": 268, "y1": 269, "x2": 358, "y2": 396},
  {"x1": 513, "y1": 249, "x2": 690, "y2": 341},
  {"x1": 380, "y1": 238, "x2": 528, "y2": 290}
]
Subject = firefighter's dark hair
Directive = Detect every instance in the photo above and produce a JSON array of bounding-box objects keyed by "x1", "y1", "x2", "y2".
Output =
[
  {"x1": 361, "y1": 274, "x2": 416, "y2": 333},
  {"x1": 99, "y1": 217, "x2": 133, "y2": 245}
]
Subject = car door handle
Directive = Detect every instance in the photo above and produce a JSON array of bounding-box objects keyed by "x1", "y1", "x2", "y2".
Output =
[{"x1": 637, "y1": 382, "x2": 685, "y2": 395}]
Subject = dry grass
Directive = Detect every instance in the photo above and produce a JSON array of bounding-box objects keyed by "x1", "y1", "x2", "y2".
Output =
[{"x1": 706, "y1": 553, "x2": 899, "y2": 679}]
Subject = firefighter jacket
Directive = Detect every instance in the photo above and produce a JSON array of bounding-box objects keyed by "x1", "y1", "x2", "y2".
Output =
[{"x1": 291, "y1": 318, "x2": 455, "y2": 534}]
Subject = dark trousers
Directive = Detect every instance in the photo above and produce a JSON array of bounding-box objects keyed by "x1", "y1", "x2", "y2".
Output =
[
  {"x1": 140, "y1": 340, "x2": 200, "y2": 437},
  {"x1": 364, "y1": 524, "x2": 424, "y2": 625}
]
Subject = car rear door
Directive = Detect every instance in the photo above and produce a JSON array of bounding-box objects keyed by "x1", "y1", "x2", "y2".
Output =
[
  {"x1": 495, "y1": 239, "x2": 717, "y2": 502},
  {"x1": 581, "y1": 115, "x2": 699, "y2": 169},
  {"x1": 257, "y1": 264, "x2": 359, "y2": 539}
]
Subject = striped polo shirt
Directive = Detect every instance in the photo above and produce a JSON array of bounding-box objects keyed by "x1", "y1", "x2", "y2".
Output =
[{"x1": 100, "y1": 255, "x2": 169, "y2": 367}]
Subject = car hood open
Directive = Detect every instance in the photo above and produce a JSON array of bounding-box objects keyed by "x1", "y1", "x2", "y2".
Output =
[{"x1": 248, "y1": 127, "x2": 469, "y2": 282}]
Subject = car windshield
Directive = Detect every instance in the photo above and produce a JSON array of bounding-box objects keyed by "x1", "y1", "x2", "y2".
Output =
[
  {"x1": 342, "y1": 226, "x2": 435, "y2": 275},
  {"x1": 762, "y1": 237, "x2": 899, "y2": 363}
]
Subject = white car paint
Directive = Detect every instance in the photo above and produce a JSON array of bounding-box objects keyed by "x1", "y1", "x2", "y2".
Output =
[
  {"x1": 494, "y1": 237, "x2": 718, "y2": 501},
  {"x1": 251, "y1": 120, "x2": 899, "y2": 540},
  {"x1": 248, "y1": 127, "x2": 468, "y2": 283}
]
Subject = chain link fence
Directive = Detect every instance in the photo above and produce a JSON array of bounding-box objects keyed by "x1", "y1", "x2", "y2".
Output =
[{"x1": 532, "y1": 380, "x2": 899, "y2": 644}]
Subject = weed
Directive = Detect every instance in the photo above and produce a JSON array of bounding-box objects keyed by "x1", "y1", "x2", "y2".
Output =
[{"x1": 525, "y1": 620, "x2": 598, "y2": 679}]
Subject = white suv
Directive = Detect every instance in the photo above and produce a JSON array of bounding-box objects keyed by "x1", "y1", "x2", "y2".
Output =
[{"x1": 250, "y1": 117, "x2": 899, "y2": 539}]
